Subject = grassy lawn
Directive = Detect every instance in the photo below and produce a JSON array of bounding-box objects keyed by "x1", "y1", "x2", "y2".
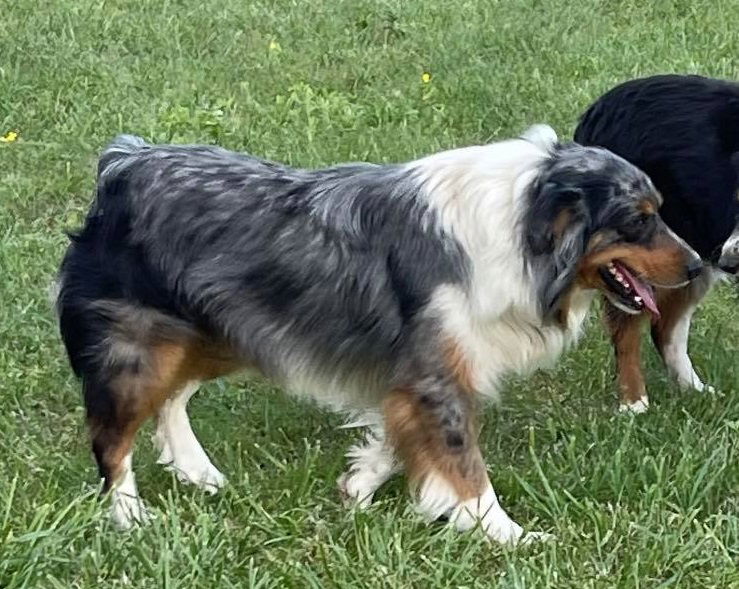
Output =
[{"x1": 2, "y1": 0, "x2": 739, "y2": 586}]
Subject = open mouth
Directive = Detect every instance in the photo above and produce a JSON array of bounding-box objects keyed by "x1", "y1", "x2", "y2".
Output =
[{"x1": 598, "y1": 261, "x2": 660, "y2": 318}]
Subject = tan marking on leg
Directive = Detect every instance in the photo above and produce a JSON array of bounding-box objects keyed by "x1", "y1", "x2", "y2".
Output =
[
  {"x1": 94, "y1": 336, "x2": 243, "y2": 491},
  {"x1": 604, "y1": 302, "x2": 647, "y2": 407},
  {"x1": 383, "y1": 389, "x2": 486, "y2": 501}
]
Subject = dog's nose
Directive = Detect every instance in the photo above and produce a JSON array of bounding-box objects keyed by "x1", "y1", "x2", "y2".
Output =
[
  {"x1": 718, "y1": 253, "x2": 739, "y2": 274},
  {"x1": 686, "y1": 258, "x2": 703, "y2": 280}
]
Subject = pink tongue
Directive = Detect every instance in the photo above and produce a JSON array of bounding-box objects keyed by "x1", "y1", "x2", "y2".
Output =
[{"x1": 614, "y1": 262, "x2": 660, "y2": 319}]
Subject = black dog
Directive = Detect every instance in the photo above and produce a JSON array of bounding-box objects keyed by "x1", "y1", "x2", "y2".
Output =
[{"x1": 575, "y1": 74, "x2": 739, "y2": 411}]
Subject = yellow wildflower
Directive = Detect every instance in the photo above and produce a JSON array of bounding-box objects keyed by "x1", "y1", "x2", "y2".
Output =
[
  {"x1": 421, "y1": 72, "x2": 432, "y2": 84},
  {"x1": 269, "y1": 40, "x2": 282, "y2": 52},
  {"x1": 0, "y1": 130, "x2": 18, "y2": 143}
]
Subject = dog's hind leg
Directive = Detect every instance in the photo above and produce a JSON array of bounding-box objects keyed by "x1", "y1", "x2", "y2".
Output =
[
  {"x1": 651, "y1": 271, "x2": 715, "y2": 392},
  {"x1": 604, "y1": 301, "x2": 649, "y2": 413},
  {"x1": 86, "y1": 374, "x2": 167, "y2": 529},
  {"x1": 86, "y1": 325, "x2": 236, "y2": 527},
  {"x1": 153, "y1": 381, "x2": 227, "y2": 493},
  {"x1": 87, "y1": 340, "x2": 199, "y2": 527},
  {"x1": 87, "y1": 377, "x2": 150, "y2": 529}
]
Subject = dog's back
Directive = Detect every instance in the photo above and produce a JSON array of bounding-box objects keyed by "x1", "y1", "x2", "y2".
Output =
[
  {"x1": 56, "y1": 136, "x2": 472, "y2": 409},
  {"x1": 575, "y1": 74, "x2": 739, "y2": 260}
]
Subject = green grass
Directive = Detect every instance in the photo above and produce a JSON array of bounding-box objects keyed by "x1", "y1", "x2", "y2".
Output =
[{"x1": 2, "y1": 0, "x2": 739, "y2": 586}]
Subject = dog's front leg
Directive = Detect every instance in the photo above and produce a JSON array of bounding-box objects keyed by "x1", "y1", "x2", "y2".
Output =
[{"x1": 382, "y1": 379, "x2": 549, "y2": 545}]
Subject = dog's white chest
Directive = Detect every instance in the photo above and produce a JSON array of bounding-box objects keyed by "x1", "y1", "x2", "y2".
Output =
[{"x1": 434, "y1": 285, "x2": 593, "y2": 397}]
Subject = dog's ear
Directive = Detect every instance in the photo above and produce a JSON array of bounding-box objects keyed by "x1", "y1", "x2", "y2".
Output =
[{"x1": 525, "y1": 183, "x2": 591, "y2": 325}]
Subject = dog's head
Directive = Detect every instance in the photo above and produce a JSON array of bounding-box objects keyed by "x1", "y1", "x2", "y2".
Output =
[
  {"x1": 718, "y1": 220, "x2": 739, "y2": 274},
  {"x1": 524, "y1": 144, "x2": 702, "y2": 325}
]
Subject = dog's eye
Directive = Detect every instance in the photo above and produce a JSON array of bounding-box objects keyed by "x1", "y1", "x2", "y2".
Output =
[{"x1": 619, "y1": 214, "x2": 653, "y2": 241}]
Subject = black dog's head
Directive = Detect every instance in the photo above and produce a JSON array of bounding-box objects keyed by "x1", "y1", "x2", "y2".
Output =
[
  {"x1": 718, "y1": 218, "x2": 739, "y2": 273},
  {"x1": 524, "y1": 144, "x2": 703, "y2": 325}
]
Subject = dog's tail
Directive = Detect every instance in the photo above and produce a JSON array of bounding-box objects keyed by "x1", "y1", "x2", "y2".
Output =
[
  {"x1": 520, "y1": 124, "x2": 559, "y2": 152},
  {"x1": 65, "y1": 135, "x2": 149, "y2": 248},
  {"x1": 86, "y1": 135, "x2": 149, "y2": 226},
  {"x1": 97, "y1": 134, "x2": 148, "y2": 180}
]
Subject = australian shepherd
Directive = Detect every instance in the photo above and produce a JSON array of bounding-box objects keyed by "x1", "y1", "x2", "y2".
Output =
[
  {"x1": 56, "y1": 125, "x2": 700, "y2": 544},
  {"x1": 575, "y1": 74, "x2": 739, "y2": 412}
]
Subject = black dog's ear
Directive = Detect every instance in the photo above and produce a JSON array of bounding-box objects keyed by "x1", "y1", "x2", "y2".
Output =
[{"x1": 525, "y1": 183, "x2": 590, "y2": 325}]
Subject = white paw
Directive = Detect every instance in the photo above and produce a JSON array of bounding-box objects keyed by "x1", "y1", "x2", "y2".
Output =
[
  {"x1": 459, "y1": 510, "x2": 553, "y2": 547},
  {"x1": 678, "y1": 379, "x2": 700, "y2": 391},
  {"x1": 156, "y1": 444, "x2": 173, "y2": 465},
  {"x1": 450, "y1": 488, "x2": 543, "y2": 546},
  {"x1": 165, "y1": 460, "x2": 227, "y2": 494},
  {"x1": 671, "y1": 364, "x2": 712, "y2": 393},
  {"x1": 483, "y1": 515, "x2": 525, "y2": 545},
  {"x1": 682, "y1": 379, "x2": 715, "y2": 394},
  {"x1": 519, "y1": 530, "x2": 556, "y2": 545},
  {"x1": 337, "y1": 470, "x2": 376, "y2": 509},
  {"x1": 111, "y1": 493, "x2": 152, "y2": 529},
  {"x1": 618, "y1": 396, "x2": 649, "y2": 414}
]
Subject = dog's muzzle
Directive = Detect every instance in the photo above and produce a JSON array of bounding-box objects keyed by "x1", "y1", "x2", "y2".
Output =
[{"x1": 718, "y1": 232, "x2": 739, "y2": 274}]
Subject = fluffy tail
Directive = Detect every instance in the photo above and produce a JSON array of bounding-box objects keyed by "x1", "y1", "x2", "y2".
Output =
[
  {"x1": 65, "y1": 135, "x2": 148, "y2": 246},
  {"x1": 97, "y1": 134, "x2": 148, "y2": 178},
  {"x1": 520, "y1": 124, "x2": 559, "y2": 152}
]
